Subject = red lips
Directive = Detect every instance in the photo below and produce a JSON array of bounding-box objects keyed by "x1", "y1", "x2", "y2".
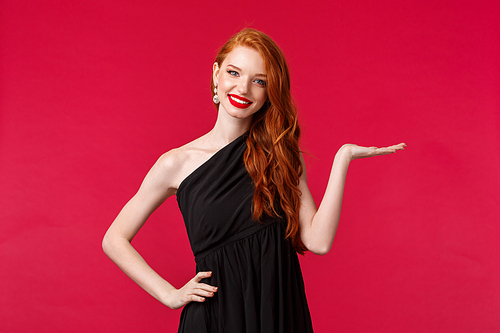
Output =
[{"x1": 228, "y1": 94, "x2": 253, "y2": 109}]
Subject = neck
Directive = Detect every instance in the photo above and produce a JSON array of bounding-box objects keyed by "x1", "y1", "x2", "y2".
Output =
[{"x1": 208, "y1": 107, "x2": 253, "y2": 145}]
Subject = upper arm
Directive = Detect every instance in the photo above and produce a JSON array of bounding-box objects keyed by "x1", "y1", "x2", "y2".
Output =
[
  {"x1": 298, "y1": 154, "x2": 318, "y2": 239},
  {"x1": 105, "y1": 151, "x2": 182, "y2": 242}
]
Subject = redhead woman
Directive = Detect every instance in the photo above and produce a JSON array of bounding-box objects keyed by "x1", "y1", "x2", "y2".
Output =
[{"x1": 102, "y1": 28, "x2": 406, "y2": 332}]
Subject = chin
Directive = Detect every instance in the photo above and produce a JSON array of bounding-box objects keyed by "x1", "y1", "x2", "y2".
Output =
[{"x1": 228, "y1": 110, "x2": 254, "y2": 120}]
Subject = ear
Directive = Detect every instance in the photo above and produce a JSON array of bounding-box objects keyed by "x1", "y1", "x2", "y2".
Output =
[{"x1": 212, "y1": 62, "x2": 220, "y2": 86}]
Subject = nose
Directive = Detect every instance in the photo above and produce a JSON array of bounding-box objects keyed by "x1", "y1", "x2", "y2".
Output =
[{"x1": 236, "y1": 79, "x2": 250, "y2": 94}]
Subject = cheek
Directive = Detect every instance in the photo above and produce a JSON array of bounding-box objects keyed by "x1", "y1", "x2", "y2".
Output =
[
  {"x1": 258, "y1": 90, "x2": 268, "y2": 104},
  {"x1": 218, "y1": 78, "x2": 230, "y2": 93}
]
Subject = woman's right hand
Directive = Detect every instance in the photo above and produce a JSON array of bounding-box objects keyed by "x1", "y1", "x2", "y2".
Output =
[{"x1": 166, "y1": 271, "x2": 218, "y2": 310}]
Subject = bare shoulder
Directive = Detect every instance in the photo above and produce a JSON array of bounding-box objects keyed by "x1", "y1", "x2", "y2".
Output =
[{"x1": 155, "y1": 134, "x2": 219, "y2": 190}]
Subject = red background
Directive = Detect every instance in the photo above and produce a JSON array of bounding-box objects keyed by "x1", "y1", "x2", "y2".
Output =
[{"x1": 1, "y1": 0, "x2": 499, "y2": 332}]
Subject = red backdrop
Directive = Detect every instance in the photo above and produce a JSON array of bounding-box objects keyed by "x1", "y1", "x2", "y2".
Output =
[{"x1": 1, "y1": 0, "x2": 499, "y2": 332}]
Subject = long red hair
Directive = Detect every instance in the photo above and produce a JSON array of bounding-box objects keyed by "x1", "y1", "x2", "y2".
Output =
[{"x1": 212, "y1": 28, "x2": 306, "y2": 254}]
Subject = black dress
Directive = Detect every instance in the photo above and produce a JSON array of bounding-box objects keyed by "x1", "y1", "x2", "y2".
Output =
[{"x1": 176, "y1": 134, "x2": 313, "y2": 333}]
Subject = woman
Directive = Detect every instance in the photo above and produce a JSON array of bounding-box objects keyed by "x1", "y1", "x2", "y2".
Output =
[{"x1": 103, "y1": 28, "x2": 405, "y2": 332}]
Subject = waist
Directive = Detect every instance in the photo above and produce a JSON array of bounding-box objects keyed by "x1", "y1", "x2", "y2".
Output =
[{"x1": 194, "y1": 219, "x2": 280, "y2": 263}]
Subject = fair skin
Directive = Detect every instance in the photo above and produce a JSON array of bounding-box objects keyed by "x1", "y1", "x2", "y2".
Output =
[{"x1": 102, "y1": 45, "x2": 406, "y2": 310}]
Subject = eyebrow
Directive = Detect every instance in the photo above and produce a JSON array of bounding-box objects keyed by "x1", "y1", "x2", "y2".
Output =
[{"x1": 227, "y1": 64, "x2": 267, "y2": 77}]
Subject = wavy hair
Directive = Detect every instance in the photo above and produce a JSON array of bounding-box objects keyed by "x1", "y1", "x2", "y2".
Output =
[{"x1": 212, "y1": 28, "x2": 306, "y2": 254}]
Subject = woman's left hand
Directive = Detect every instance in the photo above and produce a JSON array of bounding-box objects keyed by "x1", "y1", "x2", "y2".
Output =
[{"x1": 342, "y1": 142, "x2": 407, "y2": 161}]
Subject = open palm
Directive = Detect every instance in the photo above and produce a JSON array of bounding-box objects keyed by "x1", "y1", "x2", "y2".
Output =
[{"x1": 343, "y1": 142, "x2": 407, "y2": 160}]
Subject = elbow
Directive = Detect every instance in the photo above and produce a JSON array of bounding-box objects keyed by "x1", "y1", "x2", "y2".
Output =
[
  {"x1": 309, "y1": 245, "x2": 331, "y2": 256},
  {"x1": 102, "y1": 234, "x2": 110, "y2": 255},
  {"x1": 102, "y1": 231, "x2": 114, "y2": 257},
  {"x1": 303, "y1": 240, "x2": 332, "y2": 256},
  {"x1": 102, "y1": 229, "x2": 132, "y2": 259}
]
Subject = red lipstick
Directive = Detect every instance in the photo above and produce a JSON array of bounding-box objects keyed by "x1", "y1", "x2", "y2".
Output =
[{"x1": 228, "y1": 94, "x2": 253, "y2": 109}]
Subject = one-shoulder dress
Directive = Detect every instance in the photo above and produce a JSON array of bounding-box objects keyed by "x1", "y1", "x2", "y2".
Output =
[{"x1": 176, "y1": 134, "x2": 313, "y2": 333}]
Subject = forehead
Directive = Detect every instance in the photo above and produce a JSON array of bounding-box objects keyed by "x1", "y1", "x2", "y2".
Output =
[{"x1": 222, "y1": 46, "x2": 266, "y2": 73}]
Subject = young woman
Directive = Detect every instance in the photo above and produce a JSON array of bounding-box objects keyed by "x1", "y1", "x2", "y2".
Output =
[{"x1": 103, "y1": 28, "x2": 406, "y2": 332}]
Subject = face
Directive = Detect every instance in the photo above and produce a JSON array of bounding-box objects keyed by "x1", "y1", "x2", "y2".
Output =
[{"x1": 213, "y1": 46, "x2": 268, "y2": 120}]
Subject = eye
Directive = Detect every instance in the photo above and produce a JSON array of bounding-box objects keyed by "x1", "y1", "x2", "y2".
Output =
[
  {"x1": 227, "y1": 70, "x2": 239, "y2": 76},
  {"x1": 255, "y1": 79, "x2": 267, "y2": 86}
]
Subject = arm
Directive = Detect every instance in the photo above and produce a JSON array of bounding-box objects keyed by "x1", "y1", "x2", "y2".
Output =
[
  {"x1": 298, "y1": 143, "x2": 406, "y2": 255},
  {"x1": 102, "y1": 151, "x2": 217, "y2": 309}
]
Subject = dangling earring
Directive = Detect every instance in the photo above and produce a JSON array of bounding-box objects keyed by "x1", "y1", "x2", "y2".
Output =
[{"x1": 213, "y1": 84, "x2": 220, "y2": 104}]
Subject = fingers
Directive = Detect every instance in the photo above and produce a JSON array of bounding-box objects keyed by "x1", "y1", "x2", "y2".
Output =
[
  {"x1": 193, "y1": 285, "x2": 218, "y2": 298},
  {"x1": 380, "y1": 143, "x2": 407, "y2": 153},
  {"x1": 167, "y1": 271, "x2": 219, "y2": 309},
  {"x1": 189, "y1": 295, "x2": 207, "y2": 303},
  {"x1": 347, "y1": 142, "x2": 406, "y2": 161},
  {"x1": 375, "y1": 149, "x2": 395, "y2": 155},
  {"x1": 194, "y1": 282, "x2": 218, "y2": 297},
  {"x1": 193, "y1": 271, "x2": 213, "y2": 282},
  {"x1": 187, "y1": 271, "x2": 218, "y2": 303}
]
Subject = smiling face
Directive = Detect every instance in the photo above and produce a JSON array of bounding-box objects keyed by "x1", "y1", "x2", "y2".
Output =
[{"x1": 213, "y1": 46, "x2": 268, "y2": 120}]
